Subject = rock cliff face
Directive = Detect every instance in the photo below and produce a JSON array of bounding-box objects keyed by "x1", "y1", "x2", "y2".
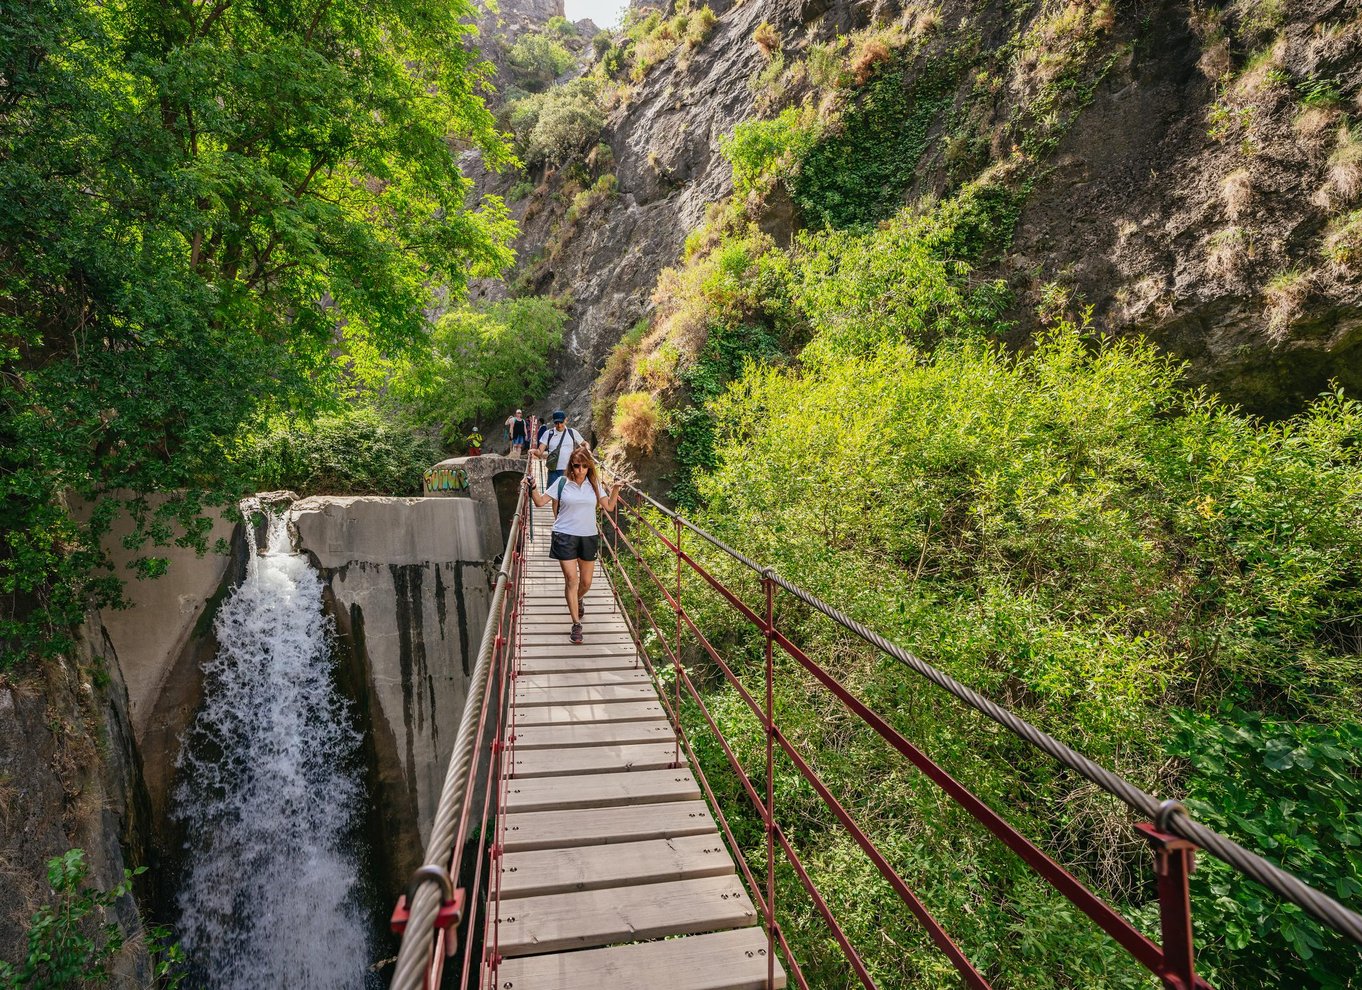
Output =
[
  {"x1": 471, "y1": 0, "x2": 778, "y2": 425},
  {"x1": 479, "y1": 0, "x2": 1362, "y2": 426},
  {"x1": 0, "y1": 622, "x2": 153, "y2": 984}
]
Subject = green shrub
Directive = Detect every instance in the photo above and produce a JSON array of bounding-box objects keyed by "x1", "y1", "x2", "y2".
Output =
[
  {"x1": 1171, "y1": 711, "x2": 1362, "y2": 988},
  {"x1": 720, "y1": 106, "x2": 823, "y2": 194},
  {"x1": 233, "y1": 407, "x2": 444, "y2": 496},
  {"x1": 794, "y1": 55, "x2": 957, "y2": 228},
  {"x1": 545, "y1": 15, "x2": 577, "y2": 39},
  {"x1": 508, "y1": 79, "x2": 606, "y2": 165},
  {"x1": 0, "y1": 849, "x2": 184, "y2": 989},
  {"x1": 791, "y1": 196, "x2": 1009, "y2": 354},
  {"x1": 386, "y1": 296, "x2": 565, "y2": 438},
  {"x1": 620, "y1": 327, "x2": 1362, "y2": 988},
  {"x1": 506, "y1": 32, "x2": 576, "y2": 91}
]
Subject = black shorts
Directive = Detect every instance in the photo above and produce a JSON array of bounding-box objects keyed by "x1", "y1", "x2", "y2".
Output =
[{"x1": 550, "y1": 532, "x2": 599, "y2": 561}]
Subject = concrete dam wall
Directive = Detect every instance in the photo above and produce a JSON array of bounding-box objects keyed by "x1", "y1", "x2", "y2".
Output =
[{"x1": 89, "y1": 460, "x2": 524, "y2": 913}]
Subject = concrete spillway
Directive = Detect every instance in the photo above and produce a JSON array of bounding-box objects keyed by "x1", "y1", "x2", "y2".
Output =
[
  {"x1": 84, "y1": 457, "x2": 526, "y2": 982},
  {"x1": 172, "y1": 504, "x2": 372, "y2": 987}
]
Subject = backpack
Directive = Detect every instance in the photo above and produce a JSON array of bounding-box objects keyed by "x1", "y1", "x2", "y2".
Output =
[{"x1": 544, "y1": 427, "x2": 582, "y2": 468}]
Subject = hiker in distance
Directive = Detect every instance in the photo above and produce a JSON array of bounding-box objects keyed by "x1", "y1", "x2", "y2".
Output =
[
  {"x1": 534, "y1": 408, "x2": 585, "y2": 488},
  {"x1": 505, "y1": 408, "x2": 527, "y2": 457},
  {"x1": 525, "y1": 446, "x2": 622, "y2": 645}
]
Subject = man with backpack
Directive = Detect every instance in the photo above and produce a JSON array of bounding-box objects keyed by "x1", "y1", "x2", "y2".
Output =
[{"x1": 534, "y1": 409, "x2": 584, "y2": 489}]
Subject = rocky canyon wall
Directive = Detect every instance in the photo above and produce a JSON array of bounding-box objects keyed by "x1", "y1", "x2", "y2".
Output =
[{"x1": 474, "y1": 0, "x2": 1362, "y2": 433}]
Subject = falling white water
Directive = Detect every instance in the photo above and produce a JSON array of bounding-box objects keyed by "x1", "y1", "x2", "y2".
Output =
[{"x1": 173, "y1": 501, "x2": 372, "y2": 988}]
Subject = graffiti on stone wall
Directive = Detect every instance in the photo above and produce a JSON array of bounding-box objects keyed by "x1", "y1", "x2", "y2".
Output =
[{"x1": 423, "y1": 466, "x2": 469, "y2": 494}]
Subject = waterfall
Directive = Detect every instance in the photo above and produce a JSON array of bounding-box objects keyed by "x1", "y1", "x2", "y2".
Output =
[{"x1": 172, "y1": 501, "x2": 373, "y2": 988}]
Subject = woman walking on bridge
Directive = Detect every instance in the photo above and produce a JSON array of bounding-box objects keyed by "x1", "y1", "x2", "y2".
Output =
[{"x1": 525, "y1": 446, "x2": 622, "y2": 644}]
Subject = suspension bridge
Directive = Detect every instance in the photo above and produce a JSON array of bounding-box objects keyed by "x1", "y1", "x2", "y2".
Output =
[{"x1": 386, "y1": 450, "x2": 1362, "y2": 990}]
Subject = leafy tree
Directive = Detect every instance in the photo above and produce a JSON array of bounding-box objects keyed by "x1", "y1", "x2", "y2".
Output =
[
  {"x1": 507, "y1": 79, "x2": 605, "y2": 166},
  {"x1": 506, "y1": 32, "x2": 577, "y2": 92},
  {"x1": 230, "y1": 407, "x2": 444, "y2": 497},
  {"x1": 0, "y1": 0, "x2": 516, "y2": 664},
  {"x1": 388, "y1": 297, "x2": 565, "y2": 440}
]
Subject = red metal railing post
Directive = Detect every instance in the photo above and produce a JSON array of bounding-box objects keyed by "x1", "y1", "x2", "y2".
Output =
[
  {"x1": 762, "y1": 571, "x2": 777, "y2": 990},
  {"x1": 1135, "y1": 821, "x2": 1199, "y2": 990},
  {"x1": 674, "y1": 517, "x2": 684, "y2": 768}
]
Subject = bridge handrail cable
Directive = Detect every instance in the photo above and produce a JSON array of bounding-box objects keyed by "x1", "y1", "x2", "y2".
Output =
[
  {"x1": 610, "y1": 473, "x2": 1362, "y2": 950},
  {"x1": 389, "y1": 436, "x2": 535, "y2": 990}
]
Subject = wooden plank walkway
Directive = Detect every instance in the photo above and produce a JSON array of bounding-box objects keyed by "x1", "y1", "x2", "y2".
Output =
[{"x1": 492, "y1": 503, "x2": 787, "y2": 990}]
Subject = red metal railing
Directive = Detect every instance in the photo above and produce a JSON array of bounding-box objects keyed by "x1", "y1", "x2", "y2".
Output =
[
  {"x1": 593, "y1": 484, "x2": 1209, "y2": 990},
  {"x1": 392, "y1": 446, "x2": 1362, "y2": 990},
  {"x1": 388, "y1": 444, "x2": 533, "y2": 990}
]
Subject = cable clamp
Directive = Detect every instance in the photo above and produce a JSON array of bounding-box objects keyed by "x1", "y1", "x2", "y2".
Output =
[
  {"x1": 1156, "y1": 799, "x2": 1188, "y2": 834},
  {"x1": 390, "y1": 865, "x2": 464, "y2": 934}
]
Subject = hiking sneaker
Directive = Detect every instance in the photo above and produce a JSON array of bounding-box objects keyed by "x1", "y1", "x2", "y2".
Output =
[
  {"x1": 570, "y1": 623, "x2": 583, "y2": 645},
  {"x1": 578, "y1": 599, "x2": 585, "y2": 617}
]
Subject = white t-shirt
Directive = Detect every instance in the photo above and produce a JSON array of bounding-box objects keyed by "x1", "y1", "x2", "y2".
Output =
[
  {"x1": 549, "y1": 477, "x2": 609, "y2": 537},
  {"x1": 541, "y1": 426, "x2": 582, "y2": 470}
]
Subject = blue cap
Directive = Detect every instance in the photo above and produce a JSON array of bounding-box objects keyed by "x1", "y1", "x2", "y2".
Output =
[{"x1": 552, "y1": 410, "x2": 566, "y2": 422}]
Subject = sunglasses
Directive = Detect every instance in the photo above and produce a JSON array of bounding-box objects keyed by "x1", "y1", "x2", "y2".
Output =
[{"x1": 570, "y1": 463, "x2": 589, "y2": 471}]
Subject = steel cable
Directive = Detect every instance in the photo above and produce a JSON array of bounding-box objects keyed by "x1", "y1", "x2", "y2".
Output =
[
  {"x1": 606, "y1": 471, "x2": 1362, "y2": 948},
  {"x1": 389, "y1": 472, "x2": 529, "y2": 990}
]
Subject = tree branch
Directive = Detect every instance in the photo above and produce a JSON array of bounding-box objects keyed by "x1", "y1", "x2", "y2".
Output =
[
  {"x1": 196, "y1": 0, "x2": 233, "y2": 39},
  {"x1": 305, "y1": 0, "x2": 333, "y2": 44}
]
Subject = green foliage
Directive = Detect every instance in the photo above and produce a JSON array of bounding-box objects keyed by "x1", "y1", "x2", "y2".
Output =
[
  {"x1": 1230, "y1": 0, "x2": 1289, "y2": 42},
  {"x1": 790, "y1": 188, "x2": 1013, "y2": 355},
  {"x1": 666, "y1": 406, "x2": 718, "y2": 509},
  {"x1": 0, "y1": 849, "x2": 183, "y2": 989},
  {"x1": 545, "y1": 16, "x2": 578, "y2": 39},
  {"x1": 719, "y1": 107, "x2": 823, "y2": 194},
  {"x1": 651, "y1": 329, "x2": 1362, "y2": 986},
  {"x1": 0, "y1": 0, "x2": 515, "y2": 664},
  {"x1": 795, "y1": 57, "x2": 957, "y2": 228},
  {"x1": 615, "y1": 1, "x2": 719, "y2": 82},
  {"x1": 230, "y1": 408, "x2": 444, "y2": 497},
  {"x1": 507, "y1": 79, "x2": 606, "y2": 165},
  {"x1": 387, "y1": 296, "x2": 565, "y2": 438},
  {"x1": 506, "y1": 32, "x2": 577, "y2": 92},
  {"x1": 1171, "y1": 711, "x2": 1362, "y2": 988}
]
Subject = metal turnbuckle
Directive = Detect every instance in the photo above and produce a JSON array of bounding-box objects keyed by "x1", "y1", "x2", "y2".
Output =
[{"x1": 390, "y1": 865, "x2": 465, "y2": 936}]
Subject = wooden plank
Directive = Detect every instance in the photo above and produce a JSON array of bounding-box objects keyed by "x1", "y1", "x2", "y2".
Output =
[
  {"x1": 521, "y1": 616, "x2": 630, "y2": 628},
  {"x1": 502, "y1": 801, "x2": 717, "y2": 852},
  {"x1": 512, "y1": 702, "x2": 667, "y2": 725},
  {"x1": 492, "y1": 927, "x2": 787, "y2": 990},
  {"x1": 512, "y1": 720, "x2": 673, "y2": 750},
  {"x1": 519, "y1": 642, "x2": 636, "y2": 659},
  {"x1": 520, "y1": 632, "x2": 636, "y2": 645},
  {"x1": 515, "y1": 669, "x2": 651, "y2": 689},
  {"x1": 504, "y1": 768, "x2": 700, "y2": 813},
  {"x1": 522, "y1": 593, "x2": 620, "y2": 607},
  {"x1": 499, "y1": 834, "x2": 733, "y2": 898},
  {"x1": 494, "y1": 875, "x2": 758, "y2": 956},
  {"x1": 510, "y1": 742, "x2": 680, "y2": 778},
  {"x1": 514, "y1": 684, "x2": 657, "y2": 707},
  {"x1": 517, "y1": 655, "x2": 642, "y2": 674}
]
